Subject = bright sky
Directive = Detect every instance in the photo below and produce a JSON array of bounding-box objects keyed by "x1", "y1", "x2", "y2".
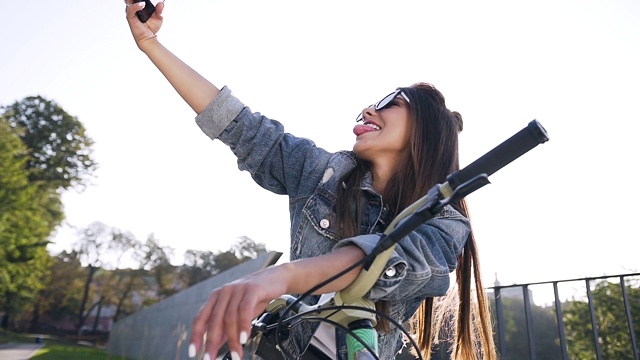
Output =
[{"x1": 1, "y1": 1, "x2": 639, "y2": 304}]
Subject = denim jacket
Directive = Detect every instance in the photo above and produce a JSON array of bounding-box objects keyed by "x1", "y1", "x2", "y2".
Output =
[{"x1": 195, "y1": 87, "x2": 470, "y2": 360}]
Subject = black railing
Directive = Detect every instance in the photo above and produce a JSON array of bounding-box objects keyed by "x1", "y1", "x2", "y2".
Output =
[{"x1": 490, "y1": 272, "x2": 640, "y2": 360}]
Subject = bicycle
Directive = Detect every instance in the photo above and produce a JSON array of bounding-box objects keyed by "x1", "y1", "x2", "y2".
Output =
[{"x1": 222, "y1": 120, "x2": 550, "y2": 360}]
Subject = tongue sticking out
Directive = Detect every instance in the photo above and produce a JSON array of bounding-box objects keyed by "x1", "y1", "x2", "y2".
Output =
[{"x1": 353, "y1": 124, "x2": 379, "y2": 136}]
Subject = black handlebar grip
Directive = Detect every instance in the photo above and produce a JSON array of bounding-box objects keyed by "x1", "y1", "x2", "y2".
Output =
[{"x1": 447, "y1": 120, "x2": 549, "y2": 190}]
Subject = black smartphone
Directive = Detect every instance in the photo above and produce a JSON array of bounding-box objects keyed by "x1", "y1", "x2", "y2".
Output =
[{"x1": 133, "y1": 0, "x2": 156, "y2": 23}]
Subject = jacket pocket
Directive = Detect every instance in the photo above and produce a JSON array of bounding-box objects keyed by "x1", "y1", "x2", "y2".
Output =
[{"x1": 292, "y1": 188, "x2": 338, "y2": 259}]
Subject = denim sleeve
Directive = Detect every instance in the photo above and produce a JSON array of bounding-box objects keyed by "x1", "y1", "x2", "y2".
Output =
[
  {"x1": 195, "y1": 87, "x2": 331, "y2": 197},
  {"x1": 333, "y1": 207, "x2": 470, "y2": 301}
]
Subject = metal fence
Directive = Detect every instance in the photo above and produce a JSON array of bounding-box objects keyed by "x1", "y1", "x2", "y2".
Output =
[{"x1": 491, "y1": 272, "x2": 640, "y2": 360}]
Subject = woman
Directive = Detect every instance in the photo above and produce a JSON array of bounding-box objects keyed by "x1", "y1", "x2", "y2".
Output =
[{"x1": 124, "y1": 2, "x2": 497, "y2": 360}]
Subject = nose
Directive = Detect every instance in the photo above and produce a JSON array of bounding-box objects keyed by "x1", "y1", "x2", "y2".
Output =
[{"x1": 358, "y1": 106, "x2": 375, "y2": 122}]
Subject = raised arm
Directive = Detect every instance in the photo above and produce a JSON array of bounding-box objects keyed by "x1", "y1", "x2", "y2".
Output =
[{"x1": 125, "y1": 1, "x2": 219, "y2": 114}]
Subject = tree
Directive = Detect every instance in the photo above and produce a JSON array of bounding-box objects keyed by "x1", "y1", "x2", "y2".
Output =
[
  {"x1": 110, "y1": 233, "x2": 147, "y2": 322},
  {"x1": 564, "y1": 280, "x2": 640, "y2": 359},
  {"x1": 69, "y1": 223, "x2": 151, "y2": 332},
  {"x1": 1, "y1": 96, "x2": 97, "y2": 191},
  {"x1": 232, "y1": 236, "x2": 268, "y2": 260},
  {"x1": 490, "y1": 296, "x2": 562, "y2": 360},
  {"x1": 180, "y1": 236, "x2": 269, "y2": 287},
  {"x1": 33, "y1": 250, "x2": 85, "y2": 331},
  {"x1": 74, "y1": 222, "x2": 111, "y2": 334},
  {"x1": 0, "y1": 96, "x2": 97, "y2": 330},
  {"x1": 212, "y1": 236, "x2": 268, "y2": 272},
  {"x1": 0, "y1": 119, "x2": 55, "y2": 330},
  {"x1": 182, "y1": 249, "x2": 218, "y2": 287},
  {"x1": 111, "y1": 268, "x2": 147, "y2": 322},
  {"x1": 140, "y1": 234, "x2": 177, "y2": 301},
  {"x1": 86, "y1": 228, "x2": 140, "y2": 334}
]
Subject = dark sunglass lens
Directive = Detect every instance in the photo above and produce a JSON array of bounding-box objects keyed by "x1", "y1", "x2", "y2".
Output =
[{"x1": 376, "y1": 91, "x2": 399, "y2": 110}]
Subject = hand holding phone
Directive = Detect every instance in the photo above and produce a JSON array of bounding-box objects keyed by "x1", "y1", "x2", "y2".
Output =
[{"x1": 133, "y1": 0, "x2": 156, "y2": 23}]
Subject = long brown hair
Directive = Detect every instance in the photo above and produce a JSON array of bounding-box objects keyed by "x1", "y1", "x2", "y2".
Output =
[{"x1": 335, "y1": 83, "x2": 497, "y2": 359}]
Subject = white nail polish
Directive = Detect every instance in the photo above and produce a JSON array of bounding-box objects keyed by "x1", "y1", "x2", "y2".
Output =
[
  {"x1": 203, "y1": 353, "x2": 211, "y2": 360},
  {"x1": 239, "y1": 331, "x2": 248, "y2": 345},
  {"x1": 188, "y1": 344, "x2": 196, "y2": 358},
  {"x1": 231, "y1": 351, "x2": 241, "y2": 360}
]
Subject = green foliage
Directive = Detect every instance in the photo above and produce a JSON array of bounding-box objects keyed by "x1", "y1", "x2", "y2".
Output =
[
  {"x1": 1, "y1": 96, "x2": 97, "y2": 191},
  {"x1": 182, "y1": 249, "x2": 217, "y2": 287},
  {"x1": 491, "y1": 295, "x2": 562, "y2": 359},
  {"x1": 564, "y1": 280, "x2": 640, "y2": 360},
  {"x1": 181, "y1": 236, "x2": 269, "y2": 287},
  {"x1": 39, "y1": 251, "x2": 86, "y2": 322},
  {"x1": 1, "y1": 95, "x2": 274, "y2": 335},
  {"x1": 110, "y1": 268, "x2": 147, "y2": 321},
  {"x1": 490, "y1": 279, "x2": 640, "y2": 359},
  {"x1": 0, "y1": 119, "x2": 56, "y2": 328},
  {"x1": 0, "y1": 95, "x2": 97, "y2": 329},
  {"x1": 18, "y1": 230, "x2": 269, "y2": 336},
  {"x1": 137, "y1": 234, "x2": 177, "y2": 300},
  {"x1": 232, "y1": 235, "x2": 268, "y2": 260}
]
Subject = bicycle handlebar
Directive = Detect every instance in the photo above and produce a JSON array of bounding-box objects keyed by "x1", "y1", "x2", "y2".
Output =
[{"x1": 447, "y1": 120, "x2": 549, "y2": 190}]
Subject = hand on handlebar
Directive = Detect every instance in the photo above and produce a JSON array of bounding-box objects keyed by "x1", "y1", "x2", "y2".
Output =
[{"x1": 190, "y1": 265, "x2": 290, "y2": 360}]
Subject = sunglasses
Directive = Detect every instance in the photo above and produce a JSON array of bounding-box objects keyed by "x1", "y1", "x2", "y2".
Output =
[{"x1": 356, "y1": 89, "x2": 410, "y2": 122}]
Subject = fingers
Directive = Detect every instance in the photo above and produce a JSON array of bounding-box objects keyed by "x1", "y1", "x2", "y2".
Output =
[
  {"x1": 214, "y1": 287, "x2": 243, "y2": 360},
  {"x1": 155, "y1": 1, "x2": 165, "y2": 18},
  {"x1": 190, "y1": 284, "x2": 256, "y2": 360},
  {"x1": 225, "y1": 289, "x2": 263, "y2": 360},
  {"x1": 125, "y1": 0, "x2": 145, "y2": 19},
  {"x1": 205, "y1": 287, "x2": 234, "y2": 358},
  {"x1": 124, "y1": 0, "x2": 163, "y2": 21},
  {"x1": 188, "y1": 267, "x2": 287, "y2": 360},
  {"x1": 190, "y1": 290, "x2": 218, "y2": 358}
]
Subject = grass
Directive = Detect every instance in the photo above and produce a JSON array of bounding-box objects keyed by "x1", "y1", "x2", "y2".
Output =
[
  {"x1": 31, "y1": 341, "x2": 133, "y2": 360},
  {"x1": 0, "y1": 330, "x2": 131, "y2": 360},
  {"x1": 0, "y1": 328, "x2": 32, "y2": 343}
]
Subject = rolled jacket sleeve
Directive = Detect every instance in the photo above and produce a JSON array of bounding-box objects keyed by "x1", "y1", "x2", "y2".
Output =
[{"x1": 195, "y1": 86, "x2": 245, "y2": 140}]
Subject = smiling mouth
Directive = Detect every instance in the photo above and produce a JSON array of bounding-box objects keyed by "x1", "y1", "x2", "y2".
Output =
[{"x1": 364, "y1": 121, "x2": 381, "y2": 130}]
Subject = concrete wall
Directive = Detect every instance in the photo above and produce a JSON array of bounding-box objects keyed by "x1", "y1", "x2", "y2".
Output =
[{"x1": 107, "y1": 251, "x2": 282, "y2": 360}]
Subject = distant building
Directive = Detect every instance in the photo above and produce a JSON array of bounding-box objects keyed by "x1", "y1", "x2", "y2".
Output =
[
  {"x1": 486, "y1": 273, "x2": 535, "y2": 305},
  {"x1": 81, "y1": 304, "x2": 116, "y2": 333}
]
